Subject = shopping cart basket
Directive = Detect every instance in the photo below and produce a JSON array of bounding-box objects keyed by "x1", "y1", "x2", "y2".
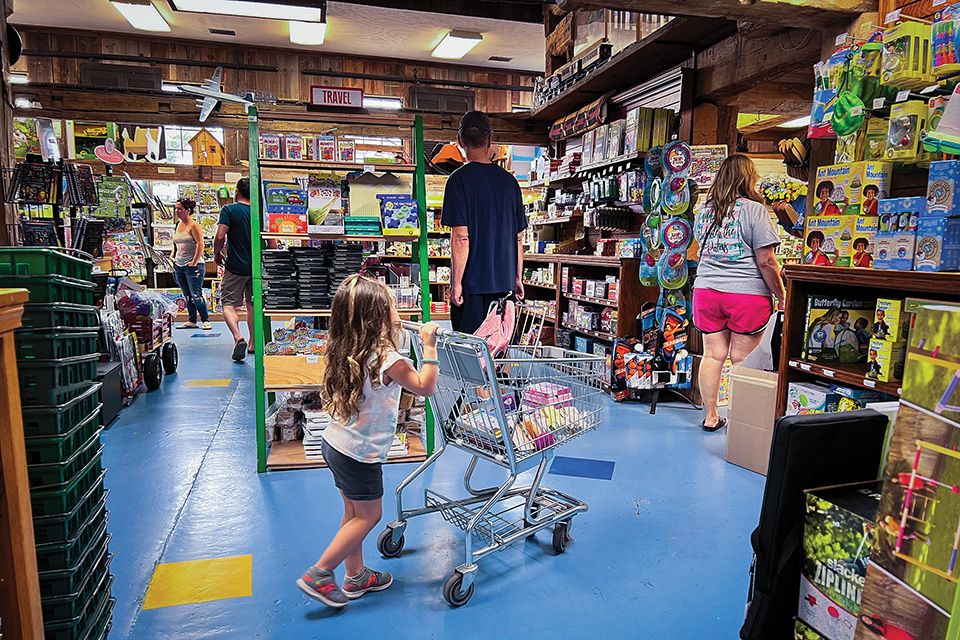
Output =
[{"x1": 376, "y1": 322, "x2": 605, "y2": 606}]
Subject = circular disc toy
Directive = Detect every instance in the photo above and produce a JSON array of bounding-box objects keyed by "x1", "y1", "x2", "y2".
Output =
[{"x1": 662, "y1": 141, "x2": 692, "y2": 174}]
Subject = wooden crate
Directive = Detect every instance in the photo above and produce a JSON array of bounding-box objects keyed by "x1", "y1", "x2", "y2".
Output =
[{"x1": 264, "y1": 355, "x2": 325, "y2": 389}]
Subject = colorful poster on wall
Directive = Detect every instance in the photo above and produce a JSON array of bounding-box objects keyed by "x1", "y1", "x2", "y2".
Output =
[
  {"x1": 689, "y1": 145, "x2": 728, "y2": 189},
  {"x1": 13, "y1": 118, "x2": 40, "y2": 159}
]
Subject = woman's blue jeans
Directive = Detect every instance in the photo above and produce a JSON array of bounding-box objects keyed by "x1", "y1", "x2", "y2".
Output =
[{"x1": 173, "y1": 263, "x2": 209, "y2": 323}]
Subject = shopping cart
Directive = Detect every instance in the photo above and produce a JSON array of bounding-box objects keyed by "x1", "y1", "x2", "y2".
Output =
[{"x1": 376, "y1": 322, "x2": 605, "y2": 606}]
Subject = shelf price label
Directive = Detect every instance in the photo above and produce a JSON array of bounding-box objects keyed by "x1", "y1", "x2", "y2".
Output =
[
  {"x1": 873, "y1": 97, "x2": 886, "y2": 110},
  {"x1": 835, "y1": 32, "x2": 848, "y2": 46},
  {"x1": 822, "y1": 369, "x2": 835, "y2": 378},
  {"x1": 363, "y1": 164, "x2": 375, "y2": 173},
  {"x1": 885, "y1": 8, "x2": 901, "y2": 23},
  {"x1": 306, "y1": 356, "x2": 320, "y2": 364},
  {"x1": 896, "y1": 90, "x2": 911, "y2": 102},
  {"x1": 864, "y1": 379, "x2": 876, "y2": 388},
  {"x1": 850, "y1": 105, "x2": 863, "y2": 116},
  {"x1": 799, "y1": 363, "x2": 812, "y2": 371}
]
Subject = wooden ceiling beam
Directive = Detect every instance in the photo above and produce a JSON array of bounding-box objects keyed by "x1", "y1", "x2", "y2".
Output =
[
  {"x1": 555, "y1": 0, "x2": 876, "y2": 29},
  {"x1": 722, "y1": 82, "x2": 814, "y2": 117},
  {"x1": 333, "y1": 0, "x2": 545, "y2": 23}
]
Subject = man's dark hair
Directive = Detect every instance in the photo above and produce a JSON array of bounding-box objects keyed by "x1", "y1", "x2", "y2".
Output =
[
  {"x1": 236, "y1": 177, "x2": 250, "y2": 200},
  {"x1": 459, "y1": 110, "x2": 493, "y2": 149}
]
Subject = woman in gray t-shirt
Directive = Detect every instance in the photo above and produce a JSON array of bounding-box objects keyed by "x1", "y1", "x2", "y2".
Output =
[{"x1": 692, "y1": 154, "x2": 785, "y2": 432}]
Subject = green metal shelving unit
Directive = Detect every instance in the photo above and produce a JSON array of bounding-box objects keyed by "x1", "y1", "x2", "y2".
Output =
[{"x1": 247, "y1": 106, "x2": 434, "y2": 472}]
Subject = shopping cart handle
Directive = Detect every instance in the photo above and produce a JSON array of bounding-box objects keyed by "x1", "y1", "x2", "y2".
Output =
[{"x1": 399, "y1": 319, "x2": 459, "y2": 339}]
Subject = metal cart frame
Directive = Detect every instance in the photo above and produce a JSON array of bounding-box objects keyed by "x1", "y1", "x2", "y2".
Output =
[{"x1": 376, "y1": 322, "x2": 605, "y2": 606}]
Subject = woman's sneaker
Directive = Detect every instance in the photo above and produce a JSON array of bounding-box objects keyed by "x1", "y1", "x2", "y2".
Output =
[
  {"x1": 296, "y1": 566, "x2": 348, "y2": 608},
  {"x1": 342, "y1": 567, "x2": 393, "y2": 599}
]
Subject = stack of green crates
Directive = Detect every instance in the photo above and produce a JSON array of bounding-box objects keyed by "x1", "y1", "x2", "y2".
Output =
[{"x1": 0, "y1": 249, "x2": 115, "y2": 640}]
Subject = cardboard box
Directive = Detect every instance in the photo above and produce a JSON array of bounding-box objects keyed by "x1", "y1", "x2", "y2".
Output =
[
  {"x1": 814, "y1": 162, "x2": 891, "y2": 216},
  {"x1": 872, "y1": 298, "x2": 906, "y2": 342},
  {"x1": 725, "y1": 366, "x2": 778, "y2": 475},
  {"x1": 867, "y1": 339, "x2": 905, "y2": 382},
  {"x1": 607, "y1": 281, "x2": 619, "y2": 302},
  {"x1": 585, "y1": 280, "x2": 596, "y2": 298},
  {"x1": 804, "y1": 215, "x2": 879, "y2": 267},
  {"x1": 915, "y1": 215, "x2": 960, "y2": 271},
  {"x1": 786, "y1": 381, "x2": 838, "y2": 415},
  {"x1": 560, "y1": 266, "x2": 570, "y2": 291},
  {"x1": 926, "y1": 160, "x2": 960, "y2": 217},
  {"x1": 268, "y1": 213, "x2": 308, "y2": 234},
  {"x1": 798, "y1": 481, "x2": 882, "y2": 640},
  {"x1": 801, "y1": 295, "x2": 875, "y2": 364}
]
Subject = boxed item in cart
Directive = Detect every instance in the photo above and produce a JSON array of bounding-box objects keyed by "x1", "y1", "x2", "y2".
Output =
[
  {"x1": 786, "y1": 381, "x2": 838, "y2": 415},
  {"x1": 798, "y1": 481, "x2": 881, "y2": 640},
  {"x1": 926, "y1": 160, "x2": 960, "y2": 217},
  {"x1": 522, "y1": 382, "x2": 573, "y2": 409},
  {"x1": 867, "y1": 338, "x2": 905, "y2": 382},
  {"x1": 915, "y1": 216, "x2": 960, "y2": 271}
]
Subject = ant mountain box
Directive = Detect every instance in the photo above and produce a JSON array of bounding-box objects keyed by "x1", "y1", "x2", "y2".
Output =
[
  {"x1": 814, "y1": 162, "x2": 891, "y2": 216},
  {"x1": 802, "y1": 295, "x2": 875, "y2": 364},
  {"x1": 804, "y1": 215, "x2": 878, "y2": 267},
  {"x1": 799, "y1": 481, "x2": 882, "y2": 640}
]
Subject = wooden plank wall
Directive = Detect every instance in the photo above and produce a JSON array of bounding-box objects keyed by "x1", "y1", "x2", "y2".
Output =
[
  {"x1": 13, "y1": 28, "x2": 537, "y2": 113},
  {"x1": 879, "y1": 0, "x2": 939, "y2": 21}
]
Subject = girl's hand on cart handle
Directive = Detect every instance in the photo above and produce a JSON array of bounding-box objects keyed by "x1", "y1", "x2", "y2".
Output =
[{"x1": 421, "y1": 322, "x2": 440, "y2": 348}]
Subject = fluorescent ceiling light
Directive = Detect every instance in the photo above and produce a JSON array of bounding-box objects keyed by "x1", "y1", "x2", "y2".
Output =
[
  {"x1": 777, "y1": 115, "x2": 812, "y2": 128},
  {"x1": 161, "y1": 83, "x2": 181, "y2": 92},
  {"x1": 289, "y1": 20, "x2": 326, "y2": 45},
  {"x1": 364, "y1": 96, "x2": 402, "y2": 110},
  {"x1": 170, "y1": 0, "x2": 322, "y2": 21},
  {"x1": 432, "y1": 31, "x2": 483, "y2": 60},
  {"x1": 111, "y1": 1, "x2": 171, "y2": 32},
  {"x1": 9, "y1": 74, "x2": 28, "y2": 85},
  {"x1": 14, "y1": 97, "x2": 32, "y2": 109}
]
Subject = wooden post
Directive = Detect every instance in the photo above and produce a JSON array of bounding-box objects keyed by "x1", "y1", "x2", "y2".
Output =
[{"x1": 0, "y1": 288, "x2": 44, "y2": 639}]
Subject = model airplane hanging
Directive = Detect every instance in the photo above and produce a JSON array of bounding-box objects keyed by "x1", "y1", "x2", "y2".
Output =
[{"x1": 176, "y1": 67, "x2": 254, "y2": 122}]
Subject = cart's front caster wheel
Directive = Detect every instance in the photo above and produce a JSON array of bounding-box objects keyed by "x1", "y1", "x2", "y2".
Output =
[
  {"x1": 552, "y1": 521, "x2": 570, "y2": 554},
  {"x1": 144, "y1": 353, "x2": 162, "y2": 390},
  {"x1": 377, "y1": 528, "x2": 404, "y2": 558},
  {"x1": 162, "y1": 341, "x2": 178, "y2": 374},
  {"x1": 443, "y1": 572, "x2": 474, "y2": 607}
]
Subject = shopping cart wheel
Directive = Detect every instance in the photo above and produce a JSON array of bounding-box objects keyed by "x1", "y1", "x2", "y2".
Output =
[
  {"x1": 552, "y1": 521, "x2": 570, "y2": 554},
  {"x1": 376, "y1": 528, "x2": 404, "y2": 558},
  {"x1": 162, "y1": 342, "x2": 178, "y2": 374},
  {"x1": 144, "y1": 353, "x2": 163, "y2": 390},
  {"x1": 443, "y1": 572, "x2": 474, "y2": 607}
]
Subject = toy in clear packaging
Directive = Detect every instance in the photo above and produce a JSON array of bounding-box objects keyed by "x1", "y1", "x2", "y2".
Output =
[
  {"x1": 881, "y1": 22, "x2": 934, "y2": 90},
  {"x1": 865, "y1": 118, "x2": 889, "y2": 161},
  {"x1": 932, "y1": 4, "x2": 960, "y2": 77},
  {"x1": 886, "y1": 101, "x2": 928, "y2": 163}
]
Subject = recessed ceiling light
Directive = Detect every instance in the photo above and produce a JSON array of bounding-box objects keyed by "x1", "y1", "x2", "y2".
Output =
[
  {"x1": 110, "y1": 0, "x2": 171, "y2": 32},
  {"x1": 289, "y1": 20, "x2": 326, "y2": 45},
  {"x1": 169, "y1": 0, "x2": 323, "y2": 21},
  {"x1": 432, "y1": 31, "x2": 483, "y2": 60},
  {"x1": 9, "y1": 74, "x2": 28, "y2": 85},
  {"x1": 777, "y1": 115, "x2": 812, "y2": 128}
]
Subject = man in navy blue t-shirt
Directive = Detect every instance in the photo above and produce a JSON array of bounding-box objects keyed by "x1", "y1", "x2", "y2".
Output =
[{"x1": 441, "y1": 111, "x2": 528, "y2": 334}]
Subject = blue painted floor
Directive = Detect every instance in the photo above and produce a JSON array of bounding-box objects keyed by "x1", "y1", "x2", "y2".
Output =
[{"x1": 101, "y1": 323, "x2": 765, "y2": 638}]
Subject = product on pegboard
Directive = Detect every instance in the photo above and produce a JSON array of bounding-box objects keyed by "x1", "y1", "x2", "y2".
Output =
[
  {"x1": 864, "y1": 118, "x2": 889, "y2": 162},
  {"x1": 802, "y1": 294, "x2": 875, "y2": 364},
  {"x1": 885, "y1": 100, "x2": 928, "y2": 163},
  {"x1": 881, "y1": 21, "x2": 934, "y2": 90},
  {"x1": 915, "y1": 215, "x2": 960, "y2": 271}
]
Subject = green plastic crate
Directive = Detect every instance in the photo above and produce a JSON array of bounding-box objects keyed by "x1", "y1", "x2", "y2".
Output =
[
  {"x1": 43, "y1": 577, "x2": 114, "y2": 640},
  {"x1": 20, "y1": 302, "x2": 99, "y2": 330},
  {"x1": 24, "y1": 408, "x2": 100, "y2": 466},
  {"x1": 15, "y1": 329, "x2": 99, "y2": 360},
  {"x1": 33, "y1": 478, "x2": 107, "y2": 545},
  {"x1": 30, "y1": 452, "x2": 103, "y2": 517},
  {"x1": 21, "y1": 383, "x2": 101, "y2": 437},
  {"x1": 28, "y1": 427, "x2": 102, "y2": 488},
  {"x1": 41, "y1": 546, "x2": 112, "y2": 623},
  {"x1": 79, "y1": 593, "x2": 114, "y2": 640},
  {"x1": 38, "y1": 525, "x2": 109, "y2": 598},
  {"x1": 20, "y1": 380, "x2": 95, "y2": 408},
  {"x1": 0, "y1": 248, "x2": 92, "y2": 280},
  {"x1": 35, "y1": 498, "x2": 108, "y2": 572},
  {"x1": 17, "y1": 353, "x2": 99, "y2": 392},
  {"x1": 0, "y1": 274, "x2": 95, "y2": 304}
]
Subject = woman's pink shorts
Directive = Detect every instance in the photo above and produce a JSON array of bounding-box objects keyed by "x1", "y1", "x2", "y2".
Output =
[{"x1": 693, "y1": 288, "x2": 773, "y2": 335}]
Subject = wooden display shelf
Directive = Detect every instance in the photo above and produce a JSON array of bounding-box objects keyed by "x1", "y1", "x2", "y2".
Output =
[
  {"x1": 520, "y1": 16, "x2": 734, "y2": 122},
  {"x1": 575, "y1": 151, "x2": 646, "y2": 174},
  {"x1": 786, "y1": 359, "x2": 902, "y2": 397},
  {"x1": 259, "y1": 159, "x2": 417, "y2": 172},
  {"x1": 523, "y1": 280, "x2": 557, "y2": 291},
  {"x1": 266, "y1": 437, "x2": 427, "y2": 470},
  {"x1": 524, "y1": 254, "x2": 622, "y2": 268},
  {"x1": 564, "y1": 292, "x2": 618, "y2": 308},
  {"x1": 529, "y1": 215, "x2": 582, "y2": 226},
  {"x1": 776, "y1": 264, "x2": 960, "y2": 417},
  {"x1": 379, "y1": 254, "x2": 451, "y2": 260},
  {"x1": 561, "y1": 322, "x2": 615, "y2": 343}
]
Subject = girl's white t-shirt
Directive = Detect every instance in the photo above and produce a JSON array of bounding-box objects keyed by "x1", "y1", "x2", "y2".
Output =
[{"x1": 322, "y1": 349, "x2": 411, "y2": 464}]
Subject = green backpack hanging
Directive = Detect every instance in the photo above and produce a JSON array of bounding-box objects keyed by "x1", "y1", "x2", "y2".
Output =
[{"x1": 832, "y1": 51, "x2": 866, "y2": 137}]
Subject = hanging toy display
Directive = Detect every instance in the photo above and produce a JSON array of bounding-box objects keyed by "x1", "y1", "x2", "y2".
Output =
[
  {"x1": 642, "y1": 146, "x2": 664, "y2": 213},
  {"x1": 661, "y1": 142, "x2": 693, "y2": 217},
  {"x1": 657, "y1": 218, "x2": 692, "y2": 290}
]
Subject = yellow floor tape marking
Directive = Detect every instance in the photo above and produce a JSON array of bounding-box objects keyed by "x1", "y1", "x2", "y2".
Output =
[
  {"x1": 143, "y1": 555, "x2": 252, "y2": 609},
  {"x1": 184, "y1": 379, "x2": 233, "y2": 387}
]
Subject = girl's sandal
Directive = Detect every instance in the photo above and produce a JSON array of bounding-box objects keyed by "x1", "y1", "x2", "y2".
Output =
[{"x1": 177, "y1": 323, "x2": 199, "y2": 329}]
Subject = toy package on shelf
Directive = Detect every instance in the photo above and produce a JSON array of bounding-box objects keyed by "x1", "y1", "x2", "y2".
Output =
[
  {"x1": 263, "y1": 181, "x2": 309, "y2": 234},
  {"x1": 338, "y1": 138, "x2": 355, "y2": 163},
  {"x1": 885, "y1": 100, "x2": 928, "y2": 163},
  {"x1": 801, "y1": 295, "x2": 875, "y2": 364},
  {"x1": 872, "y1": 298, "x2": 908, "y2": 343},
  {"x1": 813, "y1": 162, "x2": 890, "y2": 215},
  {"x1": 786, "y1": 381, "x2": 838, "y2": 415},
  {"x1": 284, "y1": 134, "x2": 304, "y2": 160},
  {"x1": 316, "y1": 136, "x2": 336, "y2": 162},
  {"x1": 875, "y1": 197, "x2": 921, "y2": 270},
  {"x1": 260, "y1": 133, "x2": 282, "y2": 159},
  {"x1": 915, "y1": 215, "x2": 960, "y2": 271},
  {"x1": 265, "y1": 326, "x2": 328, "y2": 356},
  {"x1": 804, "y1": 214, "x2": 879, "y2": 267},
  {"x1": 867, "y1": 338, "x2": 906, "y2": 382},
  {"x1": 933, "y1": 4, "x2": 960, "y2": 77},
  {"x1": 864, "y1": 118, "x2": 889, "y2": 161},
  {"x1": 197, "y1": 185, "x2": 220, "y2": 214},
  {"x1": 881, "y1": 21, "x2": 934, "y2": 90},
  {"x1": 927, "y1": 159, "x2": 960, "y2": 217},
  {"x1": 307, "y1": 173, "x2": 343, "y2": 234},
  {"x1": 378, "y1": 194, "x2": 419, "y2": 236}
]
